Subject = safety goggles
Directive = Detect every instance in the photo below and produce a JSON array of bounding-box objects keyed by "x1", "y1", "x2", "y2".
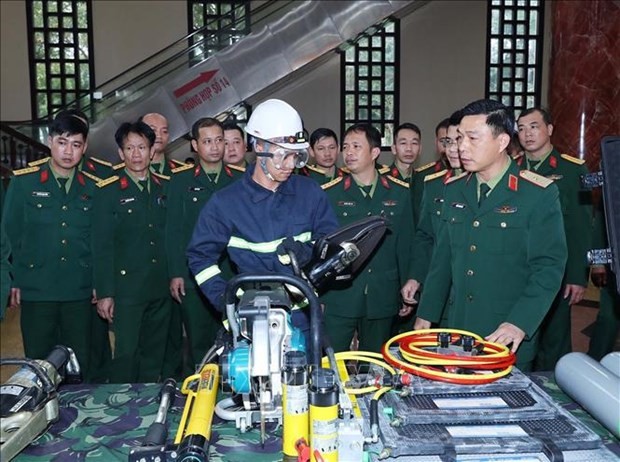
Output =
[{"x1": 257, "y1": 145, "x2": 309, "y2": 169}]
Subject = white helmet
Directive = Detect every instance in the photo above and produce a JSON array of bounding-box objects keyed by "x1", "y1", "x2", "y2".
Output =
[{"x1": 245, "y1": 99, "x2": 309, "y2": 150}]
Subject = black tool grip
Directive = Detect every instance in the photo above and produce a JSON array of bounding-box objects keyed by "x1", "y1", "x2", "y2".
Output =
[{"x1": 143, "y1": 422, "x2": 168, "y2": 447}]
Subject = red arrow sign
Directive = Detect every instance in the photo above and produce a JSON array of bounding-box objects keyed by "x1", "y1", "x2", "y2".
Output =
[{"x1": 173, "y1": 70, "x2": 219, "y2": 98}]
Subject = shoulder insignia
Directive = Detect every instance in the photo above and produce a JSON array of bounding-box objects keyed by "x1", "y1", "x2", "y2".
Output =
[
  {"x1": 415, "y1": 161, "x2": 437, "y2": 173},
  {"x1": 170, "y1": 159, "x2": 186, "y2": 167},
  {"x1": 424, "y1": 169, "x2": 448, "y2": 182},
  {"x1": 446, "y1": 171, "x2": 469, "y2": 184},
  {"x1": 80, "y1": 170, "x2": 102, "y2": 183},
  {"x1": 172, "y1": 163, "x2": 194, "y2": 174},
  {"x1": 321, "y1": 177, "x2": 343, "y2": 190},
  {"x1": 152, "y1": 171, "x2": 170, "y2": 181},
  {"x1": 89, "y1": 156, "x2": 113, "y2": 167},
  {"x1": 560, "y1": 153, "x2": 585, "y2": 165},
  {"x1": 13, "y1": 165, "x2": 40, "y2": 176},
  {"x1": 340, "y1": 166, "x2": 351, "y2": 174},
  {"x1": 97, "y1": 175, "x2": 119, "y2": 188},
  {"x1": 511, "y1": 152, "x2": 524, "y2": 161},
  {"x1": 386, "y1": 175, "x2": 409, "y2": 188},
  {"x1": 112, "y1": 162, "x2": 125, "y2": 171},
  {"x1": 27, "y1": 157, "x2": 50, "y2": 167},
  {"x1": 306, "y1": 164, "x2": 326, "y2": 174},
  {"x1": 378, "y1": 165, "x2": 390, "y2": 174},
  {"x1": 226, "y1": 163, "x2": 246, "y2": 172},
  {"x1": 519, "y1": 170, "x2": 553, "y2": 188}
]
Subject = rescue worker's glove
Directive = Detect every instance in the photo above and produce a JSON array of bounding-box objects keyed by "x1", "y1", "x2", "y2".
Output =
[{"x1": 277, "y1": 237, "x2": 313, "y2": 267}]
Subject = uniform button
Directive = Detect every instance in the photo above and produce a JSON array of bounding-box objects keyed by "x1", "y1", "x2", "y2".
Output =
[
  {"x1": 120, "y1": 270, "x2": 126, "y2": 275},
  {"x1": 29, "y1": 263, "x2": 35, "y2": 268},
  {"x1": 436, "y1": 211, "x2": 441, "y2": 216},
  {"x1": 368, "y1": 268, "x2": 372, "y2": 273},
  {"x1": 151, "y1": 258, "x2": 157, "y2": 263},
  {"x1": 473, "y1": 220, "x2": 480, "y2": 227},
  {"x1": 466, "y1": 269, "x2": 474, "y2": 276},
  {"x1": 61, "y1": 222, "x2": 67, "y2": 227},
  {"x1": 470, "y1": 245, "x2": 477, "y2": 252},
  {"x1": 367, "y1": 212, "x2": 372, "y2": 216},
  {"x1": 60, "y1": 257, "x2": 67, "y2": 262},
  {"x1": 467, "y1": 294, "x2": 474, "y2": 301},
  {"x1": 192, "y1": 197, "x2": 198, "y2": 202},
  {"x1": 62, "y1": 205, "x2": 68, "y2": 211},
  {"x1": 61, "y1": 239, "x2": 67, "y2": 245},
  {"x1": 343, "y1": 212, "x2": 348, "y2": 217},
  {"x1": 128, "y1": 209, "x2": 132, "y2": 214},
  {"x1": 500, "y1": 222, "x2": 507, "y2": 228},
  {"x1": 148, "y1": 224, "x2": 154, "y2": 228},
  {"x1": 37, "y1": 203, "x2": 42, "y2": 208},
  {"x1": 150, "y1": 241, "x2": 155, "y2": 246}
]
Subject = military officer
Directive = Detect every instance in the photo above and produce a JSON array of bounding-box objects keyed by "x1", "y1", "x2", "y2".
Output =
[
  {"x1": 388, "y1": 123, "x2": 422, "y2": 181},
  {"x1": 409, "y1": 119, "x2": 451, "y2": 226},
  {"x1": 414, "y1": 99, "x2": 568, "y2": 371},
  {"x1": 92, "y1": 121, "x2": 171, "y2": 383},
  {"x1": 4, "y1": 114, "x2": 99, "y2": 379},
  {"x1": 223, "y1": 121, "x2": 249, "y2": 168},
  {"x1": 166, "y1": 117, "x2": 244, "y2": 375},
  {"x1": 517, "y1": 107, "x2": 593, "y2": 370},
  {"x1": 298, "y1": 128, "x2": 346, "y2": 185},
  {"x1": 407, "y1": 114, "x2": 463, "y2": 321},
  {"x1": 322, "y1": 123, "x2": 417, "y2": 353}
]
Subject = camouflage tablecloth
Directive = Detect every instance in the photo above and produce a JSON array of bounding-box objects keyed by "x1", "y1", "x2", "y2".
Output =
[{"x1": 13, "y1": 373, "x2": 619, "y2": 461}]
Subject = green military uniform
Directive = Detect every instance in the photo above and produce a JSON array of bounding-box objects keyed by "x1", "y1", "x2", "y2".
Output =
[
  {"x1": 92, "y1": 170, "x2": 171, "y2": 383},
  {"x1": 1, "y1": 183, "x2": 11, "y2": 319},
  {"x1": 165, "y1": 162, "x2": 244, "y2": 376},
  {"x1": 297, "y1": 164, "x2": 346, "y2": 185},
  {"x1": 4, "y1": 162, "x2": 99, "y2": 378},
  {"x1": 516, "y1": 149, "x2": 593, "y2": 370},
  {"x1": 417, "y1": 161, "x2": 568, "y2": 370},
  {"x1": 321, "y1": 171, "x2": 416, "y2": 352},
  {"x1": 587, "y1": 201, "x2": 620, "y2": 360},
  {"x1": 410, "y1": 160, "x2": 445, "y2": 227}
]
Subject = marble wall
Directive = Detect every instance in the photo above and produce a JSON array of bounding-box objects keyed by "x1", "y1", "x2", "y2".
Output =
[{"x1": 548, "y1": 0, "x2": 620, "y2": 171}]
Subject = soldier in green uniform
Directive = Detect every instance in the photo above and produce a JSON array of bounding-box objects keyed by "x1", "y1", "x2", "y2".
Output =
[
  {"x1": 298, "y1": 128, "x2": 346, "y2": 185},
  {"x1": 414, "y1": 99, "x2": 568, "y2": 371},
  {"x1": 166, "y1": 117, "x2": 244, "y2": 375},
  {"x1": 517, "y1": 107, "x2": 593, "y2": 370},
  {"x1": 587, "y1": 196, "x2": 619, "y2": 360},
  {"x1": 410, "y1": 119, "x2": 450, "y2": 226},
  {"x1": 4, "y1": 115, "x2": 99, "y2": 378},
  {"x1": 92, "y1": 121, "x2": 171, "y2": 383},
  {"x1": 223, "y1": 121, "x2": 249, "y2": 168},
  {"x1": 140, "y1": 112, "x2": 186, "y2": 176},
  {"x1": 388, "y1": 123, "x2": 422, "y2": 181},
  {"x1": 408, "y1": 114, "x2": 463, "y2": 321},
  {"x1": 1, "y1": 183, "x2": 11, "y2": 319},
  {"x1": 322, "y1": 123, "x2": 417, "y2": 353}
]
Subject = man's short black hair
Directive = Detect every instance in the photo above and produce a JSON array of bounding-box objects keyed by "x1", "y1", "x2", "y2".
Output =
[
  {"x1": 114, "y1": 121, "x2": 156, "y2": 149},
  {"x1": 344, "y1": 123, "x2": 382, "y2": 150},
  {"x1": 222, "y1": 121, "x2": 244, "y2": 137},
  {"x1": 435, "y1": 118, "x2": 451, "y2": 136},
  {"x1": 309, "y1": 128, "x2": 338, "y2": 148},
  {"x1": 448, "y1": 110, "x2": 462, "y2": 127},
  {"x1": 394, "y1": 122, "x2": 421, "y2": 141},
  {"x1": 49, "y1": 112, "x2": 89, "y2": 139},
  {"x1": 191, "y1": 117, "x2": 223, "y2": 140},
  {"x1": 518, "y1": 107, "x2": 552, "y2": 125},
  {"x1": 457, "y1": 99, "x2": 515, "y2": 137}
]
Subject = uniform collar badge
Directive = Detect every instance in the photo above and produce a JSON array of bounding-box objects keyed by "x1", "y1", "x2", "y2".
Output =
[
  {"x1": 550, "y1": 156, "x2": 557, "y2": 168},
  {"x1": 380, "y1": 175, "x2": 390, "y2": 189},
  {"x1": 391, "y1": 166, "x2": 399, "y2": 177},
  {"x1": 77, "y1": 172, "x2": 85, "y2": 186},
  {"x1": 119, "y1": 177, "x2": 129, "y2": 190},
  {"x1": 40, "y1": 169, "x2": 49, "y2": 183},
  {"x1": 194, "y1": 165, "x2": 201, "y2": 177},
  {"x1": 343, "y1": 176, "x2": 352, "y2": 191},
  {"x1": 508, "y1": 174, "x2": 518, "y2": 191}
]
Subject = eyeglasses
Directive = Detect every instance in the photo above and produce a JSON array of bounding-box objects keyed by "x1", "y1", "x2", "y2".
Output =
[{"x1": 440, "y1": 138, "x2": 458, "y2": 147}]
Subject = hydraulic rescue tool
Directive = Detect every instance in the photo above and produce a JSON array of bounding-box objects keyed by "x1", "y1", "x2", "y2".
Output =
[{"x1": 0, "y1": 345, "x2": 81, "y2": 461}]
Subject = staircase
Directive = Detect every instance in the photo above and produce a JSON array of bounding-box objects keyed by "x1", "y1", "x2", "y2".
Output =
[{"x1": 1, "y1": 0, "x2": 425, "y2": 173}]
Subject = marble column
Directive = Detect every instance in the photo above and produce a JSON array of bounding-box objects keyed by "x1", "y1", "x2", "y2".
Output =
[{"x1": 548, "y1": 0, "x2": 620, "y2": 171}]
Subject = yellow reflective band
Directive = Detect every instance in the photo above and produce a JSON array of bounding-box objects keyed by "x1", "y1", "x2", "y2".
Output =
[
  {"x1": 227, "y1": 231, "x2": 312, "y2": 253},
  {"x1": 195, "y1": 265, "x2": 221, "y2": 285}
]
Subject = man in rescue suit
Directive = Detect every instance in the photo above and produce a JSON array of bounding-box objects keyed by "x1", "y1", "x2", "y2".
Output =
[{"x1": 186, "y1": 99, "x2": 339, "y2": 350}]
